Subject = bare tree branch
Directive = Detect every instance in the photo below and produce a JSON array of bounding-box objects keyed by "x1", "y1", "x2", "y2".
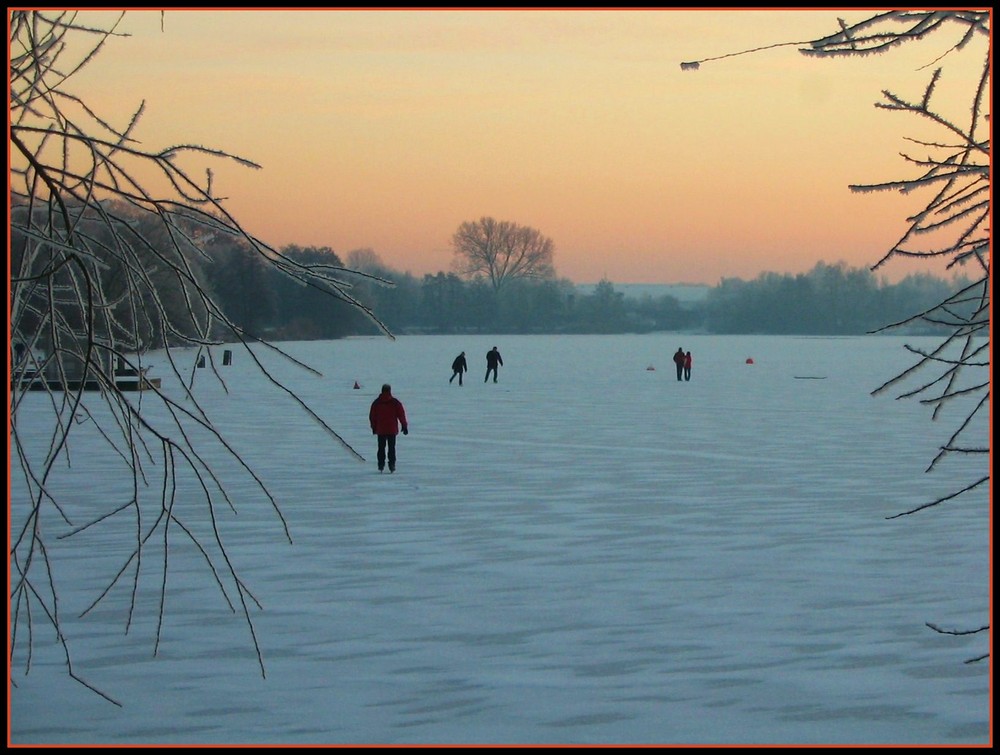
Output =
[
  {"x1": 9, "y1": 10, "x2": 388, "y2": 701},
  {"x1": 682, "y1": 9, "x2": 989, "y2": 659}
]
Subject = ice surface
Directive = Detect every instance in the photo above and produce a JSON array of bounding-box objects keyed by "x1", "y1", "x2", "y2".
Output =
[{"x1": 8, "y1": 334, "x2": 990, "y2": 745}]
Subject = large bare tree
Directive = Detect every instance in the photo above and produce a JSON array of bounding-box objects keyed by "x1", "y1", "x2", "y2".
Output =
[
  {"x1": 452, "y1": 216, "x2": 556, "y2": 293},
  {"x1": 8, "y1": 10, "x2": 391, "y2": 703},
  {"x1": 684, "y1": 9, "x2": 990, "y2": 661}
]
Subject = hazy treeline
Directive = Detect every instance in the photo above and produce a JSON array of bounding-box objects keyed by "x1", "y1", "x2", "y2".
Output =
[
  {"x1": 16, "y1": 200, "x2": 959, "y2": 350},
  {"x1": 701, "y1": 264, "x2": 968, "y2": 336},
  {"x1": 202, "y1": 240, "x2": 964, "y2": 339}
]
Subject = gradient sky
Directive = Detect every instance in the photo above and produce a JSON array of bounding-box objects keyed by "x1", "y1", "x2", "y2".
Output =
[{"x1": 65, "y1": 9, "x2": 987, "y2": 284}]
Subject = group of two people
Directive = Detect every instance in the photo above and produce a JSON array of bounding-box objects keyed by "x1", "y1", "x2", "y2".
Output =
[
  {"x1": 449, "y1": 346, "x2": 503, "y2": 386},
  {"x1": 673, "y1": 347, "x2": 693, "y2": 382},
  {"x1": 368, "y1": 346, "x2": 504, "y2": 473}
]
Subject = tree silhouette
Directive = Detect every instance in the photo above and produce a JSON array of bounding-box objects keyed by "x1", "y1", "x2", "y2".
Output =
[
  {"x1": 683, "y1": 9, "x2": 989, "y2": 662},
  {"x1": 8, "y1": 10, "x2": 391, "y2": 702},
  {"x1": 452, "y1": 216, "x2": 556, "y2": 293}
]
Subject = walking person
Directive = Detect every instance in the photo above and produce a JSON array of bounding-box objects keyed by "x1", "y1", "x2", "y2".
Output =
[
  {"x1": 684, "y1": 350, "x2": 693, "y2": 381},
  {"x1": 485, "y1": 346, "x2": 503, "y2": 383},
  {"x1": 673, "y1": 347, "x2": 686, "y2": 382},
  {"x1": 449, "y1": 351, "x2": 468, "y2": 385},
  {"x1": 369, "y1": 383, "x2": 408, "y2": 473}
]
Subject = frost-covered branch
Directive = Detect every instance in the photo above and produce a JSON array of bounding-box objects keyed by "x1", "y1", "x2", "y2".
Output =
[
  {"x1": 681, "y1": 9, "x2": 990, "y2": 659},
  {"x1": 8, "y1": 10, "x2": 388, "y2": 701}
]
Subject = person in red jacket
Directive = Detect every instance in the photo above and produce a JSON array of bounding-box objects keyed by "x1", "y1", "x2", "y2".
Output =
[
  {"x1": 684, "y1": 351, "x2": 693, "y2": 382},
  {"x1": 369, "y1": 383, "x2": 408, "y2": 473}
]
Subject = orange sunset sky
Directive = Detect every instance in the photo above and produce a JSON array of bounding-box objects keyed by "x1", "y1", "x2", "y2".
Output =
[{"x1": 55, "y1": 8, "x2": 989, "y2": 285}]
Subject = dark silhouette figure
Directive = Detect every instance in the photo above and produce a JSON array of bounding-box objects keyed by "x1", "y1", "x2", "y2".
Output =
[
  {"x1": 369, "y1": 383, "x2": 408, "y2": 473},
  {"x1": 450, "y1": 351, "x2": 468, "y2": 385},
  {"x1": 485, "y1": 346, "x2": 503, "y2": 383},
  {"x1": 673, "y1": 347, "x2": 686, "y2": 382},
  {"x1": 684, "y1": 351, "x2": 692, "y2": 381}
]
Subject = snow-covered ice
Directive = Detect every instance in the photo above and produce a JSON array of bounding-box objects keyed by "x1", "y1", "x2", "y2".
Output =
[{"x1": 8, "y1": 334, "x2": 990, "y2": 745}]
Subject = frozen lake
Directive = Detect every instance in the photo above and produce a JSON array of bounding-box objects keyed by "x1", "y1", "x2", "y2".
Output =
[{"x1": 8, "y1": 334, "x2": 990, "y2": 745}]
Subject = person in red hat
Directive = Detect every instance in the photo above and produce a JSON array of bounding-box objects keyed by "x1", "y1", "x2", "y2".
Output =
[{"x1": 368, "y1": 383, "x2": 408, "y2": 473}]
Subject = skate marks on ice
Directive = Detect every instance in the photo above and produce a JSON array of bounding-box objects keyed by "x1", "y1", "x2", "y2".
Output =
[{"x1": 9, "y1": 335, "x2": 989, "y2": 744}]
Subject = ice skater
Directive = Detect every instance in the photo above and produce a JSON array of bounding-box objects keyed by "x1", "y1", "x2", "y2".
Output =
[
  {"x1": 449, "y1": 351, "x2": 468, "y2": 385},
  {"x1": 485, "y1": 346, "x2": 503, "y2": 383},
  {"x1": 368, "y1": 383, "x2": 408, "y2": 473}
]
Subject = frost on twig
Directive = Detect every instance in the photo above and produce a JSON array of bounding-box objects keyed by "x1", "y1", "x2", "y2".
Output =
[{"x1": 9, "y1": 10, "x2": 388, "y2": 701}]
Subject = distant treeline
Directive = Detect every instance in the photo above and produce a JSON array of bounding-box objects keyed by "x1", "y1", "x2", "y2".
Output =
[
  {"x1": 16, "y1": 196, "x2": 955, "y2": 347},
  {"x1": 10, "y1": 198, "x2": 973, "y2": 356},
  {"x1": 203, "y1": 242, "x2": 966, "y2": 339}
]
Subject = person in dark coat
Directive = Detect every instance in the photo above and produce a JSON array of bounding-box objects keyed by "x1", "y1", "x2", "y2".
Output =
[
  {"x1": 485, "y1": 346, "x2": 503, "y2": 383},
  {"x1": 449, "y1": 351, "x2": 468, "y2": 385},
  {"x1": 673, "y1": 347, "x2": 686, "y2": 382},
  {"x1": 369, "y1": 383, "x2": 408, "y2": 473},
  {"x1": 684, "y1": 351, "x2": 693, "y2": 381}
]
